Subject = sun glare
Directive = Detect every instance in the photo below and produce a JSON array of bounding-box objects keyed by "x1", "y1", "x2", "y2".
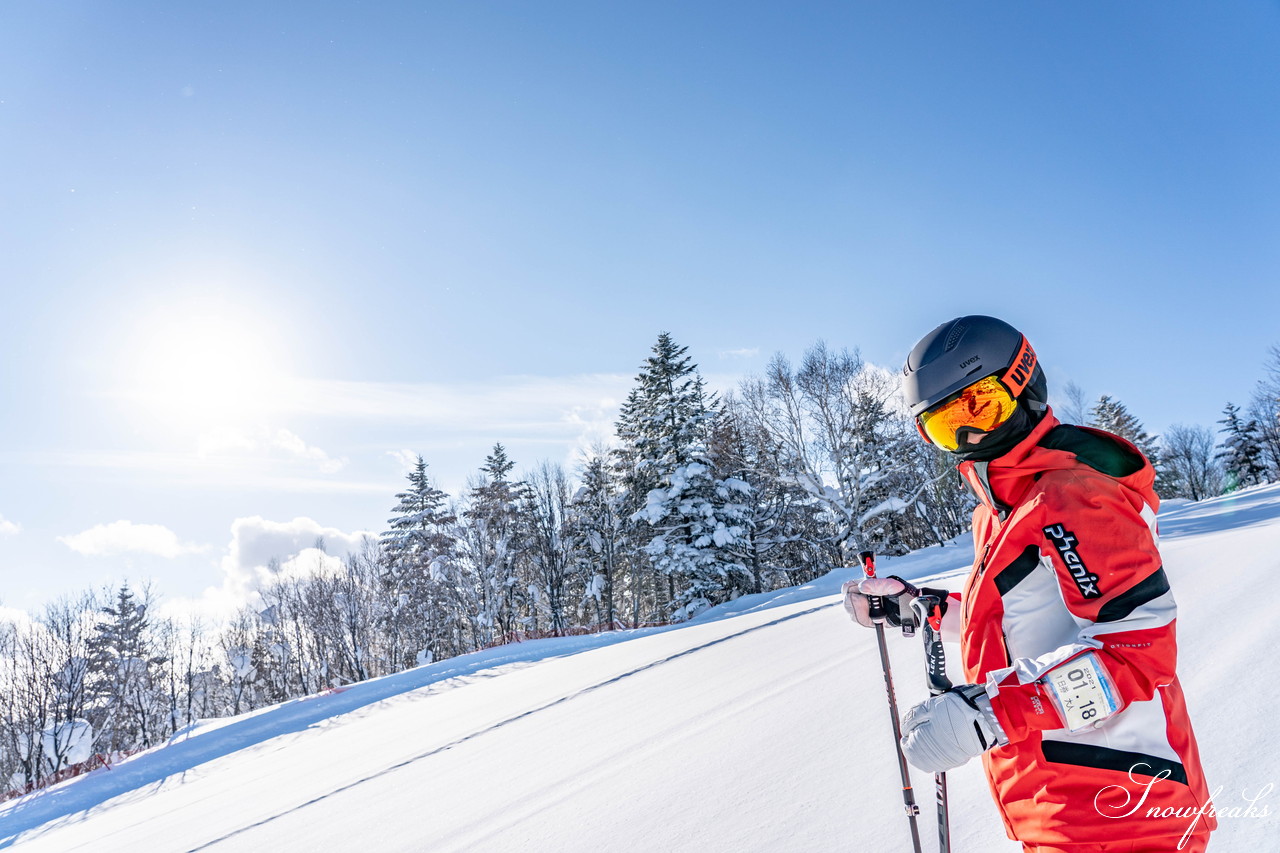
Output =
[{"x1": 121, "y1": 296, "x2": 291, "y2": 430}]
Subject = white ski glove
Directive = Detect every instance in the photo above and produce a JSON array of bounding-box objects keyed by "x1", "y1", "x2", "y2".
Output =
[
  {"x1": 841, "y1": 575, "x2": 935, "y2": 629},
  {"x1": 899, "y1": 684, "x2": 1007, "y2": 773}
]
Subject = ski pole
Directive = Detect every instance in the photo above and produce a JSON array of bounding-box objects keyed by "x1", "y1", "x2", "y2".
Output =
[
  {"x1": 857, "y1": 550, "x2": 922, "y2": 853},
  {"x1": 911, "y1": 594, "x2": 953, "y2": 853}
]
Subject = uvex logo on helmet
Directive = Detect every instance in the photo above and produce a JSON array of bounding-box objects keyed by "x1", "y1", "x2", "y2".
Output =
[{"x1": 1002, "y1": 336, "x2": 1037, "y2": 397}]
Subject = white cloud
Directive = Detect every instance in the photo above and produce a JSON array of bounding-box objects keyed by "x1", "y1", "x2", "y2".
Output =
[
  {"x1": 0, "y1": 514, "x2": 19, "y2": 537},
  {"x1": 162, "y1": 541, "x2": 354, "y2": 625},
  {"x1": 559, "y1": 400, "x2": 623, "y2": 470},
  {"x1": 0, "y1": 605, "x2": 34, "y2": 629},
  {"x1": 268, "y1": 428, "x2": 346, "y2": 473},
  {"x1": 719, "y1": 347, "x2": 760, "y2": 360},
  {"x1": 387, "y1": 449, "x2": 420, "y2": 470},
  {"x1": 59, "y1": 521, "x2": 206, "y2": 558},
  {"x1": 215, "y1": 516, "x2": 374, "y2": 608},
  {"x1": 198, "y1": 426, "x2": 347, "y2": 473},
  {"x1": 276, "y1": 547, "x2": 347, "y2": 582}
]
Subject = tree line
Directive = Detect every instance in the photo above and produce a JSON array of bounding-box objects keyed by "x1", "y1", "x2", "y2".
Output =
[{"x1": 3, "y1": 335, "x2": 1277, "y2": 795}]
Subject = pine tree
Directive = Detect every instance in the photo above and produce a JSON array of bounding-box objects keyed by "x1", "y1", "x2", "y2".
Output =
[
  {"x1": 1217, "y1": 402, "x2": 1269, "y2": 490},
  {"x1": 380, "y1": 456, "x2": 458, "y2": 667},
  {"x1": 635, "y1": 449, "x2": 753, "y2": 621},
  {"x1": 614, "y1": 333, "x2": 714, "y2": 489},
  {"x1": 1089, "y1": 395, "x2": 1160, "y2": 463},
  {"x1": 86, "y1": 583, "x2": 168, "y2": 752},
  {"x1": 382, "y1": 456, "x2": 455, "y2": 563},
  {"x1": 460, "y1": 444, "x2": 529, "y2": 645},
  {"x1": 615, "y1": 333, "x2": 750, "y2": 621}
]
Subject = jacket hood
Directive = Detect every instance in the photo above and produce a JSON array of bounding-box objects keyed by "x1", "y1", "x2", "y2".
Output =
[{"x1": 963, "y1": 409, "x2": 1158, "y2": 514}]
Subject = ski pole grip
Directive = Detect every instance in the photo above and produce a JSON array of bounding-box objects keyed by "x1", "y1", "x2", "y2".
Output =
[
  {"x1": 857, "y1": 551, "x2": 887, "y2": 623},
  {"x1": 910, "y1": 595, "x2": 937, "y2": 631},
  {"x1": 911, "y1": 595, "x2": 953, "y2": 696}
]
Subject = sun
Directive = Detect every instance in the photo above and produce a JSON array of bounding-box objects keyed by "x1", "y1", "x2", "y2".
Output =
[{"x1": 120, "y1": 294, "x2": 291, "y2": 430}]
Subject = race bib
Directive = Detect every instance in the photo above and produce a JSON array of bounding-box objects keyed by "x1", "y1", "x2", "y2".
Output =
[{"x1": 1042, "y1": 651, "x2": 1121, "y2": 733}]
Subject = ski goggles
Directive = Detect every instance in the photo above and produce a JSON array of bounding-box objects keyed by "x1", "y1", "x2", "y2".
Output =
[{"x1": 916, "y1": 374, "x2": 1019, "y2": 451}]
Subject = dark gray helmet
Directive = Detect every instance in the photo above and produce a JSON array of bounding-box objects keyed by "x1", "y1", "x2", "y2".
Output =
[{"x1": 902, "y1": 315, "x2": 1048, "y2": 458}]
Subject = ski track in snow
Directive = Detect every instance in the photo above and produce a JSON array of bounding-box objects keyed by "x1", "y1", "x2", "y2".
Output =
[
  {"x1": 186, "y1": 602, "x2": 837, "y2": 851},
  {"x1": 2, "y1": 483, "x2": 1278, "y2": 851},
  {"x1": 429, "y1": 611, "x2": 851, "y2": 852}
]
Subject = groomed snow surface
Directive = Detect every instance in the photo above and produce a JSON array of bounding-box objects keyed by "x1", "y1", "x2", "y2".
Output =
[{"x1": 4, "y1": 485, "x2": 1279, "y2": 851}]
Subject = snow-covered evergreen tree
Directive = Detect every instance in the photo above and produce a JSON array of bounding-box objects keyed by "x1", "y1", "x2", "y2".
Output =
[
  {"x1": 86, "y1": 583, "x2": 168, "y2": 753},
  {"x1": 1217, "y1": 402, "x2": 1269, "y2": 490},
  {"x1": 459, "y1": 444, "x2": 529, "y2": 645},
  {"x1": 615, "y1": 333, "x2": 751, "y2": 621},
  {"x1": 615, "y1": 334, "x2": 712, "y2": 476},
  {"x1": 383, "y1": 456, "x2": 455, "y2": 563},
  {"x1": 636, "y1": 455, "x2": 753, "y2": 621},
  {"x1": 380, "y1": 456, "x2": 458, "y2": 667},
  {"x1": 1090, "y1": 395, "x2": 1160, "y2": 463}
]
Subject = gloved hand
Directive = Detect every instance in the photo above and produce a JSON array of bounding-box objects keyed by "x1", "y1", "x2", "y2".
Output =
[
  {"x1": 841, "y1": 575, "x2": 947, "y2": 629},
  {"x1": 899, "y1": 684, "x2": 1007, "y2": 773}
]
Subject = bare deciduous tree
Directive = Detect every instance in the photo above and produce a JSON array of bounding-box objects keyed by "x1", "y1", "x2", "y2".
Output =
[{"x1": 1159, "y1": 424, "x2": 1222, "y2": 501}]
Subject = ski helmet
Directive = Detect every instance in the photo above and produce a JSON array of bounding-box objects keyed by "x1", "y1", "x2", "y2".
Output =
[{"x1": 902, "y1": 315, "x2": 1048, "y2": 460}]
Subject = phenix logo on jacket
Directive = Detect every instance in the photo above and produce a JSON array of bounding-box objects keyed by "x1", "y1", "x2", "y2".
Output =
[{"x1": 943, "y1": 410, "x2": 1215, "y2": 847}]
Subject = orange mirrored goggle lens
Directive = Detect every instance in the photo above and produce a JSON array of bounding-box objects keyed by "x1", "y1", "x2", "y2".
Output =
[{"x1": 917, "y1": 375, "x2": 1018, "y2": 451}]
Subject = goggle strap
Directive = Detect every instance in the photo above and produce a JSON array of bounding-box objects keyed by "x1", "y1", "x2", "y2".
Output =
[
  {"x1": 915, "y1": 418, "x2": 930, "y2": 445},
  {"x1": 1002, "y1": 336, "x2": 1037, "y2": 398}
]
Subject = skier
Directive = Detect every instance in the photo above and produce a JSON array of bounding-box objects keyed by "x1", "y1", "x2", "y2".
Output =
[{"x1": 843, "y1": 316, "x2": 1215, "y2": 853}]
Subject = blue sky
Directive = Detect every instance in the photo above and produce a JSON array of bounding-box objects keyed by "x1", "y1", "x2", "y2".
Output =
[{"x1": 2, "y1": 1, "x2": 1278, "y2": 614}]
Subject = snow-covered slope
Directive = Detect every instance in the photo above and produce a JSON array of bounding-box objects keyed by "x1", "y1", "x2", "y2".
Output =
[{"x1": 4, "y1": 485, "x2": 1279, "y2": 852}]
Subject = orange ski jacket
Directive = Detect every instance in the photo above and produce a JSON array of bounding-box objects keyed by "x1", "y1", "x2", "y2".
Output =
[{"x1": 951, "y1": 410, "x2": 1215, "y2": 847}]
